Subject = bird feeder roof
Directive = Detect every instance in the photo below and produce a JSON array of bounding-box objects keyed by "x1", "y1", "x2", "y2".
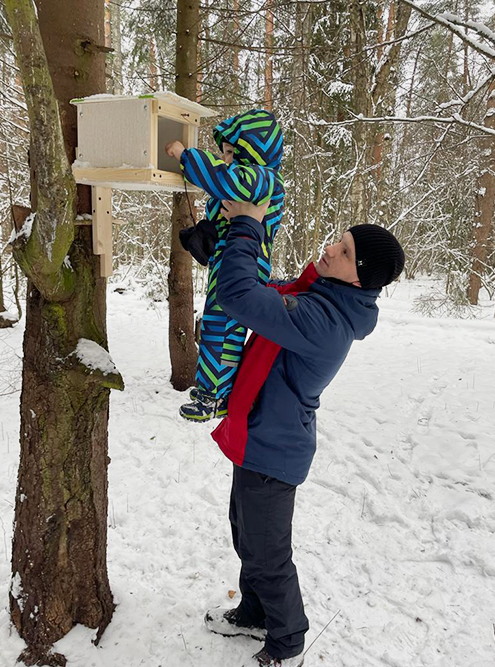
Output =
[{"x1": 70, "y1": 91, "x2": 217, "y2": 118}]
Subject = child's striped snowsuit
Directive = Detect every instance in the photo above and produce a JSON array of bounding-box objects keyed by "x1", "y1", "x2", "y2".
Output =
[{"x1": 180, "y1": 109, "x2": 285, "y2": 399}]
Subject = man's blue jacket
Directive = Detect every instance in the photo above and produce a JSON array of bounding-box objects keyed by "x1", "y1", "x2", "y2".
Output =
[{"x1": 216, "y1": 216, "x2": 380, "y2": 486}]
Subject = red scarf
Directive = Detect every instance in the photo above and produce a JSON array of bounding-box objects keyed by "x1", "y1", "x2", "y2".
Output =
[{"x1": 211, "y1": 263, "x2": 319, "y2": 465}]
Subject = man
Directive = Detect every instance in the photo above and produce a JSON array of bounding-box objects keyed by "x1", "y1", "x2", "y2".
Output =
[{"x1": 204, "y1": 201, "x2": 405, "y2": 667}]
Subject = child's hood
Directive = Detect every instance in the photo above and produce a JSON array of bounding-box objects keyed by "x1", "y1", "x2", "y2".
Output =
[{"x1": 213, "y1": 109, "x2": 283, "y2": 171}]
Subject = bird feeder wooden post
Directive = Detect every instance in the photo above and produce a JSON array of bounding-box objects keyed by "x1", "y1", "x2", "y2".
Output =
[{"x1": 71, "y1": 92, "x2": 217, "y2": 277}]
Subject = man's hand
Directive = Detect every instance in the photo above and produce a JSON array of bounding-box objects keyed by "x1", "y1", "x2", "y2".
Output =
[
  {"x1": 221, "y1": 200, "x2": 270, "y2": 222},
  {"x1": 165, "y1": 140, "x2": 185, "y2": 161}
]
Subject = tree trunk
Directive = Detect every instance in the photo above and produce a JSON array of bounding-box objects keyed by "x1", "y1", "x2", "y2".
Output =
[
  {"x1": 168, "y1": 0, "x2": 199, "y2": 391},
  {"x1": 467, "y1": 80, "x2": 495, "y2": 304},
  {"x1": 232, "y1": 0, "x2": 240, "y2": 99},
  {"x1": 348, "y1": 0, "x2": 373, "y2": 224},
  {"x1": 264, "y1": 0, "x2": 274, "y2": 111},
  {"x1": 371, "y1": 1, "x2": 411, "y2": 224},
  {"x1": 0, "y1": 55, "x2": 18, "y2": 329},
  {"x1": 105, "y1": 0, "x2": 123, "y2": 95},
  {"x1": 5, "y1": 1, "x2": 122, "y2": 665},
  {"x1": 0, "y1": 253, "x2": 4, "y2": 314},
  {"x1": 0, "y1": 252, "x2": 12, "y2": 327},
  {"x1": 111, "y1": 0, "x2": 123, "y2": 95}
]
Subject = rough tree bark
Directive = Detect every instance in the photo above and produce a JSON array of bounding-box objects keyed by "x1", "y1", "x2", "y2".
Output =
[
  {"x1": 5, "y1": 1, "x2": 123, "y2": 665},
  {"x1": 371, "y1": 1, "x2": 412, "y2": 223},
  {"x1": 0, "y1": 54, "x2": 18, "y2": 329},
  {"x1": 468, "y1": 79, "x2": 495, "y2": 304},
  {"x1": 286, "y1": 0, "x2": 313, "y2": 276},
  {"x1": 347, "y1": 0, "x2": 411, "y2": 225},
  {"x1": 168, "y1": 0, "x2": 199, "y2": 390},
  {"x1": 348, "y1": 0, "x2": 373, "y2": 224},
  {"x1": 232, "y1": 0, "x2": 240, "y2": 99},
  {"x1": 110, "y1": 1, "x2": 124, "y2": 94},
  {"x1": 264, "y1": 0, "x2": 274, "y2": 111},
  {"x1": 104, "y1": 0, "x2": 123, "y2": 95},
  {"x1": 0, "y1": 252, "x2": 14, "y2": 328}
]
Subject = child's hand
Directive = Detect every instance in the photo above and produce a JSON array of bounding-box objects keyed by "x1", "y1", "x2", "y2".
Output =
[
  {"x1": 165, "y1": 141, "x2": 185, "y2": 160},
  {"x1": 221, "y1": 200, "x2": 270, "y2": 222}
]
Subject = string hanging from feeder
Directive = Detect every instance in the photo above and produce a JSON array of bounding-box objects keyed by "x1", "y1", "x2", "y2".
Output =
[{"x1": 184, "y1": 180, "x2": 197, "y2": 226}]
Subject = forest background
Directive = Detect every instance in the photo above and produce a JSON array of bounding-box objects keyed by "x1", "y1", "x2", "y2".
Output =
[
  {"x1": 0, "y1": 2, "x2": 494, "y2": 665},
  {"x1": 1, "y1": 0, "x2": 494, "y2": 325}
]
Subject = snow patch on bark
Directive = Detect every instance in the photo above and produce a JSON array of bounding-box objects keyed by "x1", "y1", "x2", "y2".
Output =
[
  {"x1": 75, "y1": 338, "x2": 117, "y2": 376},
  {"x1": 9, "y1": 212, "x2": 35, "y2": 244},
  {"x1": 10, "y1": 572, "x2": 26, "y2": 611},
  {"x1": 0, "y1": 311, "x2": 17, "y2": 322}
]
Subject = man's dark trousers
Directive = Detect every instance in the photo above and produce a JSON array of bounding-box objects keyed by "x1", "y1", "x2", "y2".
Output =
[{"x1": 229, "y1": 464, "x2": 309, "y2": 659}]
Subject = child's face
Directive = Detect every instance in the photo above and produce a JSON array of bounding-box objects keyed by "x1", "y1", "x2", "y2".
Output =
[{"x1": 222, "y1": 142, "x2": 235, "y2": 165}]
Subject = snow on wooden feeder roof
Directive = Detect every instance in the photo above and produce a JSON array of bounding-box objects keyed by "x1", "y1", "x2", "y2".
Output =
[
  {"x1": 71, "y1": 92, "x2": 217, "y2": 192},
  {"x1": 70, "y1": 93, "x2": 217, "y2": 279}
]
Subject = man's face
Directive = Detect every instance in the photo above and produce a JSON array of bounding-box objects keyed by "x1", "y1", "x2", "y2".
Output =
[
  {"x1": 222, "y1": 142, "x2": 235, "y2": 165},
  {"x1": 315, "y1": 231, "x2": 361, "y2": 286}
]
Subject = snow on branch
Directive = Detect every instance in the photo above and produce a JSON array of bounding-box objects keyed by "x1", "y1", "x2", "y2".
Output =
[
  {"x1": 1, "y1": 116, "x2": 29, "y2": 135},
  {"x1": 317, "y1": 113, "x2": 495, "y2": 138},
  {"x1": 399, "y1": 0, "x2": 495, "y2": 60},
  {"x1": 437, "y1": 71, "x2": 495, "y2": 112},
  {"x1": 437, "y1": 13, "x2": 495, "y2": 47}
]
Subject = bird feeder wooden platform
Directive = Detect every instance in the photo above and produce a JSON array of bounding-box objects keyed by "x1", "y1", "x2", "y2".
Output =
[{"x1": 70, "y1": 92, "x2": 217, "y2": 277}]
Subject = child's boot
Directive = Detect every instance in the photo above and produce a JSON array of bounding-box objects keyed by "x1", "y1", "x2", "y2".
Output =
[{"x1": 179, "y1": 389, "x2": 228, "y2": 422}]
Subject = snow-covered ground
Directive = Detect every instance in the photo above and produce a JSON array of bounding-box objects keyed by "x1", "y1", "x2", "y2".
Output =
[{"x1": 1, "y1": 278, "x2": 495, "y2": 667}]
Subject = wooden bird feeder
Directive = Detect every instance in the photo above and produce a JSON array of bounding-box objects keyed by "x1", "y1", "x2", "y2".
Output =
[{"x1": 71, "y1": 92, "x2": 217, "y2": 277}]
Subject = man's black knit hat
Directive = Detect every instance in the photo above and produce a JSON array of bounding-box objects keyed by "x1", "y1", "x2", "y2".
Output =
[{"x1": 348, "y1": 224, "x2": 405, "y2": 289}]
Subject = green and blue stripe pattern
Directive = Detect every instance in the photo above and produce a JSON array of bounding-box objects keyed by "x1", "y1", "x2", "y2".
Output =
[{"x1": 180, "y1": 109, "x2": 285, "y2": 398}]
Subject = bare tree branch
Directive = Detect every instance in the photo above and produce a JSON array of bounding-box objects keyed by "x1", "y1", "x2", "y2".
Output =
[
  {"x1": 399, "y1": 0, "x2": 495, "y2": 60},
  {"x1": 436, "y1": 12, "x2": 495, "y2": 47},
  {"x1": 318, "y1": 112, "x2": 495, "y2": 138}
]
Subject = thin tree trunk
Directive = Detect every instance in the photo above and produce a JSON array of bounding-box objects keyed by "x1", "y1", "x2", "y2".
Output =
[
  {"x1": 462, "y1": 0, "x2": 469, "y2": 116},
  {"x1": 14, "y1": 259, "x2": 22, "y2": 320},
  {"x1": 286, "y1": 0, "x2": 312, "y2": 276},
  {"x1": 385, "y1": 0, "x2": 395, "y2": 41},
  {"x1": 5, "y1": 1, "x2": 122, "y2": 664},
  {"x1": 371, "y1": 0, "x2": 411, "y2": 224},
  {"x1": 168, "y1": 0, "x2": 199, "y2": 390},
  {"x1": 111, "y1": 0, "x2": 123, "y2": 94},
  {"x1": 233, "y1": 0, "x2": 240, "y2": 99},
  {"x1": 150, "y1": 38, "x2": 158, "y2": 91},
  {"x1": 104, "y1": 0, "x2": 123, "y2": 95},
  {"x1": 376, "y1": 1, "x2": 385, "y2": 61},
  {"x1": 264, "y1": 0, "x2": 274, "y2": 111},
  {"x1": 0, "y1": 57, "x2": 17, "y2": 328},
  {"x1": 348, "y1": 0, "x2": 373, "y2": 224},
  {"x1": 443, "y1": 0, "x2": 458, "y2": 85},
  {"x1": 104, "y1": 1, "x2": 111, "y2": 49},
  {"x1": 467, "y1": 80, "x2": 495, "y2": 304},
  {"x1": 0, "y1": 252, "x2": 9, "y2": 326}
]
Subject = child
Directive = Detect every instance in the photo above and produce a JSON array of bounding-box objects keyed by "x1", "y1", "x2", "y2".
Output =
[{"x1": 165, "y1": 108, "x2": 284, "y2": 422}]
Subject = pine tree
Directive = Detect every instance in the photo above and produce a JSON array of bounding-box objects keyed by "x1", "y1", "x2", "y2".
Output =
[
  {"x1": 4, "y1": 1, "x2": 122, "y2": 663},
  {"x1": 167, "y1": 0, "x2": 200, "y2": 390}
]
